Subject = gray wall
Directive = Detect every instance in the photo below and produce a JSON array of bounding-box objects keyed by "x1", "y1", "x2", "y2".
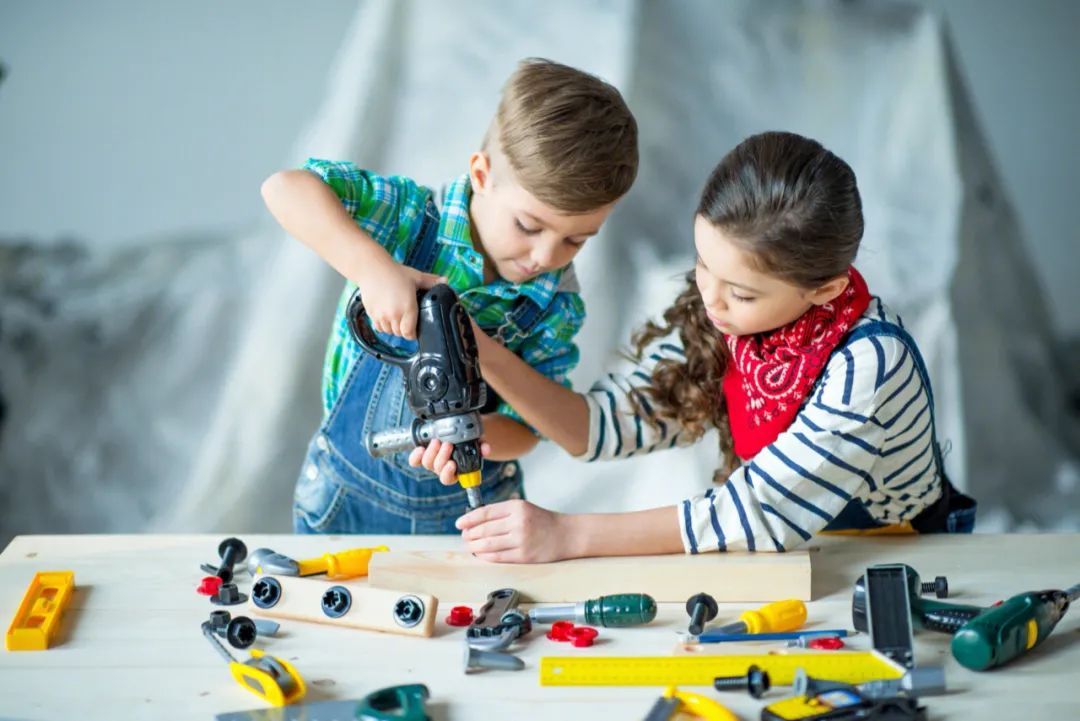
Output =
[{"x1": 1, "y1": 0, "x2": 1077, "y2": 338}]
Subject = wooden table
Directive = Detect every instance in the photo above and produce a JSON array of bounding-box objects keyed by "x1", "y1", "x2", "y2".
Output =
[{"x1": 2, "y1": 534, "x2": 1078, "y2": 720}]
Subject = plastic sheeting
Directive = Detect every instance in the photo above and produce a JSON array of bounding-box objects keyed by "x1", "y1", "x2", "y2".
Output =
[{"x1": 2, "y1": 0, "x2": 1078, "y2": 539}]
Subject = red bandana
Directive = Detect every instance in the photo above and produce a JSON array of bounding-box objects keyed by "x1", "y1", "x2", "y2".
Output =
[{"x1": 722, "y1": 268, "x2": 871, "y2": 461}]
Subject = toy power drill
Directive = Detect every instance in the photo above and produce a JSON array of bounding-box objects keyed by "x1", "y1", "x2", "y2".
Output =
[
  {"x1": 951, "y1": 581, "x2": 1080, "y2": 671},
  {"x1": 347, "y1": 284, "x2": 487, "y2": 509}
]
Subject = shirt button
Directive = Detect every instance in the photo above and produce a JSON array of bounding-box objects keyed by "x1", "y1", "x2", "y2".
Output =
[
  {"x1": 305, "y1": 464, "x2": 319, "y2": 481},
  {"x1": 316, "y1": 436, "x2": 329, "y2": 452}
]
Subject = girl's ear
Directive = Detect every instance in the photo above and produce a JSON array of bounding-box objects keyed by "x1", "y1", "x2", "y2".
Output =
[
  {"x1": 808, "y1": 274, "x2": 850, "y2": 306},
  {"x1": 468, "y1": 151, "x2": 492, "y2": 194}
]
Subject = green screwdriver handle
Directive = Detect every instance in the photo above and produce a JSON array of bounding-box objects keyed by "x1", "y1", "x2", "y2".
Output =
[
  {"x1": 582, "y1": 593, "x2": 658, "y2": 627},
  {"x1": 952, "y1": 588, "x2": 1075, "y2": 671}
]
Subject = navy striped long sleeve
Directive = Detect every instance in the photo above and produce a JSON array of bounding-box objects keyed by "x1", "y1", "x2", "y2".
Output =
[{"x1": 574, "y1": 299, "x2": 944, "y2": 553}]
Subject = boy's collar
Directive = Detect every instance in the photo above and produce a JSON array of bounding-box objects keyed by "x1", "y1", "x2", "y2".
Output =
[{"x1": 436, "y1": 174, "x2": 568, "y2": 306}]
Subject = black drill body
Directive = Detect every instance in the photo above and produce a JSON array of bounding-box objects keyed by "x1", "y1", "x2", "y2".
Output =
[{"x1": 347, "y1": 284, "x2": 488, "y2": 506}]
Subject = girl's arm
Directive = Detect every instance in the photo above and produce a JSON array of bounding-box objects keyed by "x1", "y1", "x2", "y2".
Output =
[{"x1": 473, "y1": 327, "x2": 591, "y2": 456}]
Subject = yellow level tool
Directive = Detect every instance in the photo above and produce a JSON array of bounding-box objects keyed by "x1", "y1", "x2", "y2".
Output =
[
  {"x1": 6, "y1": 571, "x2": 75, "y2": 651},
  {"x1": 540, "y1": 651, "x2": 904, "y2": 687}
]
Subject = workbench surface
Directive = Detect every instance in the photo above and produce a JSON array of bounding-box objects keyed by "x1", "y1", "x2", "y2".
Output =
[{"x1": 2, "y1": 533, "x2": 1078, "y2": 720}]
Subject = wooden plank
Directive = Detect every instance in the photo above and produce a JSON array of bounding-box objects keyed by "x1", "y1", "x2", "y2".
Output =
[{"x1": 367, "y1": 550, "x2": 811, "y2": 602}]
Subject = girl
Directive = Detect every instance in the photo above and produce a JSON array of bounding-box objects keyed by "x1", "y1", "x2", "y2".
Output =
[{"x1": 410, "y1": 131, "x2": 976, "y2": 563}]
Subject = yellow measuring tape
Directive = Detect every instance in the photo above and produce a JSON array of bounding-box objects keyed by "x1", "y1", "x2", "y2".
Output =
[{"x1": 540, "y1": 651, "x2": 904, "y2": 687}]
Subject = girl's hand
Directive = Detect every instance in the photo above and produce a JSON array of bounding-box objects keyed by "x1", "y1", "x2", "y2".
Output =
[
  {"x1": 455, "y1": 500, "x2": 575, "y2": 563},
  {"x1": 407, "y1": 439, "x2": 492, "y2": 485}
]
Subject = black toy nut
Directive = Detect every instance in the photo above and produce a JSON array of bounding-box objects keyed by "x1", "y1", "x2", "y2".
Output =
[
  {"x1": 225, "y1": 616, "x2": 258, "y2": 649},
  {"x1": 685, "y1": 592, "x2": 719, "y2": 636},
  {"x1": 210, "y1": 582, "x2": 248, "y2": 606}
]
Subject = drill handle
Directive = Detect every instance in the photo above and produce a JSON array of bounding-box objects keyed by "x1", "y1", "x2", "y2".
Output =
[{"x1": 346, "y1": 287, "x2": 422, "y2": 368}]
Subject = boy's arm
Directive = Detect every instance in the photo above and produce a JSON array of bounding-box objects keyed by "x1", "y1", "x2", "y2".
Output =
[{"x1": 260, "y1": 167, "x2": 444, "y2": 338}]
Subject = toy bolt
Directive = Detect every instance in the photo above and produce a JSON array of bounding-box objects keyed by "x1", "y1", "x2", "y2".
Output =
[
  {"x1": 921, "y1": 576, "x2": 949, "y2": 598},
  {"x1": 713, "y1": 664, "x2": 771, "y2": 699},
  {"x1": 463, "y1": 646, "x2": 525, "y2": 673},
  {"x1": 213, "y1": 537, "x2": 248, "y2": 584},
  {"x1": 685, "y1": 592, "x2": 718, "y2": 636}
]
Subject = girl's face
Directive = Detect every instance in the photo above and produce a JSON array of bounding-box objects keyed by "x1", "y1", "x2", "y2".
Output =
[{"x1": 693, "y1": 216, "x2": 848, "y2": 337}]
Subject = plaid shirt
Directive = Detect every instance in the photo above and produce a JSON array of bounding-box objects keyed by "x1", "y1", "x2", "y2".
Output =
[{"x1": 305, "y1": 158, "x2": 586, "y2": 428}]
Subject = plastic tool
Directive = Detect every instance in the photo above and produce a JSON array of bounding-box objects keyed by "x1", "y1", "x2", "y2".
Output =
[
  {"x1": 539, "y1": 651, "x2": 905, "y2": 687},
  {"x1": 951, "y1": 581, "x2": 1080, "y2": 670},
  {"x1": 213, "y1": 685, "x2": 431, "y2": 721},
  {"x1": 705, "y1": 598, "x2": 807, "y2": 637},
  {"x1": 644, "y1": 686, "x2": 739, "y2": 721},
  {"x1": 6, "y1": 571, "x2": 75, "y2": 651},
  {"x1": 348, "y1": 284, "x2": 488, "y2": 508},
  {"x1": 529, "y1": 593, "x2": 657, "y2": 627},
  {"x1": 201, "y1": 621, "x2": 306, "y2": 707}
]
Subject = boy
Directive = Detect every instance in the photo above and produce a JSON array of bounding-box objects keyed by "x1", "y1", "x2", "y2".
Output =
[{"x1": 261, "y1": 58, "x2": 638, "y2": 534}]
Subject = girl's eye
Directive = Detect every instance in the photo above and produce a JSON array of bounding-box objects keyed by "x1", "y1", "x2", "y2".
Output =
[
  {"x1": 731, "y1": 292, "x2": 756, "y2": 303},
  {"x1": 515, "y1": 219, "x2": 541, "y2": 235},
  {"x1": 565, "y1": 238, "x2": 587, "y2": 248}
]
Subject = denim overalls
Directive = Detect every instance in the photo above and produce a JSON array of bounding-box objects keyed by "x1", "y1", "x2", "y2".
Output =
[
  {"x1": 823, "y1": 319, "x2": 978, "y2": 534},
  {"x1": 293, "y1": 197, "x2": 542, "y2": 534}
]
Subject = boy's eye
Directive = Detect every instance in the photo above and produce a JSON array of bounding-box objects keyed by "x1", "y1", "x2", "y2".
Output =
[
  {"x1": 514, "y1": 219, "x2": 541, "y2": 235},
  {"x1": 565, "y1": 238, "x2": 587, "y2": 248}
]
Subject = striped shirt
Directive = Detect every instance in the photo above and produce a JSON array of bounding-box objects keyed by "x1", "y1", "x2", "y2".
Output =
[
  {"x1": 576, "y1": 298, "x2": 944, "y2": 553},
  {"x1": 304, "y1": 159, "x2": 586, "y2": 427}
]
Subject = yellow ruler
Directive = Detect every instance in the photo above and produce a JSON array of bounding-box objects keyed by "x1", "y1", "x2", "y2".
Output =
[{"x1": 539, "y1": 651, "x2": 904, "y2": 687}]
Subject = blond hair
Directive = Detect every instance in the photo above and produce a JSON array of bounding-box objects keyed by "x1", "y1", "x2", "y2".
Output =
[{"x1": 483, "y1": 58, "x2": 638, "y2": 213}]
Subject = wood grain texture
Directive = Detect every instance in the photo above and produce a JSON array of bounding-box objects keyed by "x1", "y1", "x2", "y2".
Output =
[
  {"x1": 367, "y1": 550, "x2": 812, "y2": 602},
  {"x1": 247, "y1": 574, "x2": 437, "y2": 637}
]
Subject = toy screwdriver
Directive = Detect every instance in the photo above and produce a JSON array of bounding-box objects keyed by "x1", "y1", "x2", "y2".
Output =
[
  {"x1": 644, "y1": 686, "x2": 738, "y2": 721},
  {"x1": 248, "y1": 546, "x2": 388, "y2": 580},
  {"x1": 698, "y1": 599, "x2": 807, "y2": 640},
  {"x1": 951, "y1": 581, "x2": 1080, "y2": 670},
  {"x1": 529, "y1": 593, "x2": 657, "y2": 628}
]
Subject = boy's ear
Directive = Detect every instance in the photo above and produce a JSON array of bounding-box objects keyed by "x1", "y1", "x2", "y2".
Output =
[
  {"x1": 468, "y1": 151, "x2": 492, "y2": 194},
  {"x1": 807, "y1": 274, "x2": 850, "y2": 306}
]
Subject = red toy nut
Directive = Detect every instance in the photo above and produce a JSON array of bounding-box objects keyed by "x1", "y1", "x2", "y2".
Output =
[
  {"x1": 197, "y1": 576, "x2": 223, "y2": 596},
  {"x1": 446, "y1": 606, "x2": 474, "y2": 626},
  {"x1": 807, "y1": 636, "x2": 845, "y2": 650},
  {"x1": 568, "y1": 626, "x2": 599, "y2": 647},
  {"x1": 547, "y1": 621, "x2": 575, "y2": 642}
]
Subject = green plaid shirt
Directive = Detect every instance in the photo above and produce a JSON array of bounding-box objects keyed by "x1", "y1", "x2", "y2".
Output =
[{"x1": 306, "y1": 158, "x2": 586, "y2": 428}]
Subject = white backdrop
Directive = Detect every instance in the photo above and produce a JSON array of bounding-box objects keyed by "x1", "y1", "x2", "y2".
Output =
[{"x1": 2, "y1": 0, "x2": 1077, "y2": 539}]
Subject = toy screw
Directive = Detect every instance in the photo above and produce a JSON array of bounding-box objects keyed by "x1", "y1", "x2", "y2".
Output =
[
  {"x1": 921, "y1": 576, "x2": 949, "y2": 598},
  {"x1": 685, "y1": 592, "x2": 718, "y2": 636},
  {"x1": 214, "y1": 537, "x2": 248, "y2": 584},
  {"x1": 713, "y1": 664, "x2": 771, "y2": 699}
]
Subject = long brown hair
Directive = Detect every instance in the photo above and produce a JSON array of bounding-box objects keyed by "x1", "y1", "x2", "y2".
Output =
[{"x1": 631, "y1": 131, "x2": 864, "y2": 480}]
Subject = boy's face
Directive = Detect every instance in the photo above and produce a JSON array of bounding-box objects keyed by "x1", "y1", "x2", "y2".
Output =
[
  {"x1": 693, "y1": 215, "x2": 849, "y2": 337},
  {"x1": 468, "y1": 151, "x2": 616, "y2": 284}
]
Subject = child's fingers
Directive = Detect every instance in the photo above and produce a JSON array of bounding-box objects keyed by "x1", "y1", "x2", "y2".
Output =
[
  {"x1": 464, "y1": 532, "x2": 516, "y2": 555},
  {"x1": 421, "y1": 440, "x2": 443, "y2": 470},
  {"x1": 439, "y1": 462, "x2": 457, "y2": 486},
  {"x1": 407, "y1": 447, "x2": 424, "y2": 467},
  {"x1": 455, "y1": 503, "x2": 511, "y2": 531},
  {"x1": 480, "y1": 442, "x2": 492, "y2": 458},
  {"x1": 435, "y1": 441, "x2": 454, "y2": 468}
]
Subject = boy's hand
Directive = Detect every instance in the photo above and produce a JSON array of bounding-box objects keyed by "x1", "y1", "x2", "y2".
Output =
[
  {"x1": 407, "y1": 438, "x2": 493, "y2": 486},
  {"x1": 357, "y1": 258, "x2": 446, "y2": 340},
  {"x1": 456, "y1": 500, "x2": 573, "y2": 563}
]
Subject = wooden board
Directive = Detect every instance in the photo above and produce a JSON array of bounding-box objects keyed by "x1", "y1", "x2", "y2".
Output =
[
  {"x1": 246, "y1": 574, "x2": 438, "y2": 637},
  {"x1": 367, "y1": 550, "x2": 811, "y2": 602}
]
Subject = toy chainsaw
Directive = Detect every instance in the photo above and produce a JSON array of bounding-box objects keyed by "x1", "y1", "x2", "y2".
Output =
[{"x1": 347, "y1": 284, "x2": 487, "y2": 508}]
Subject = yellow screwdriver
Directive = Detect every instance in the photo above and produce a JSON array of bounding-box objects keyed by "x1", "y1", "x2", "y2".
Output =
[{"x1": 707, "y1": 599, "x2": 807, "y2": 637}]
